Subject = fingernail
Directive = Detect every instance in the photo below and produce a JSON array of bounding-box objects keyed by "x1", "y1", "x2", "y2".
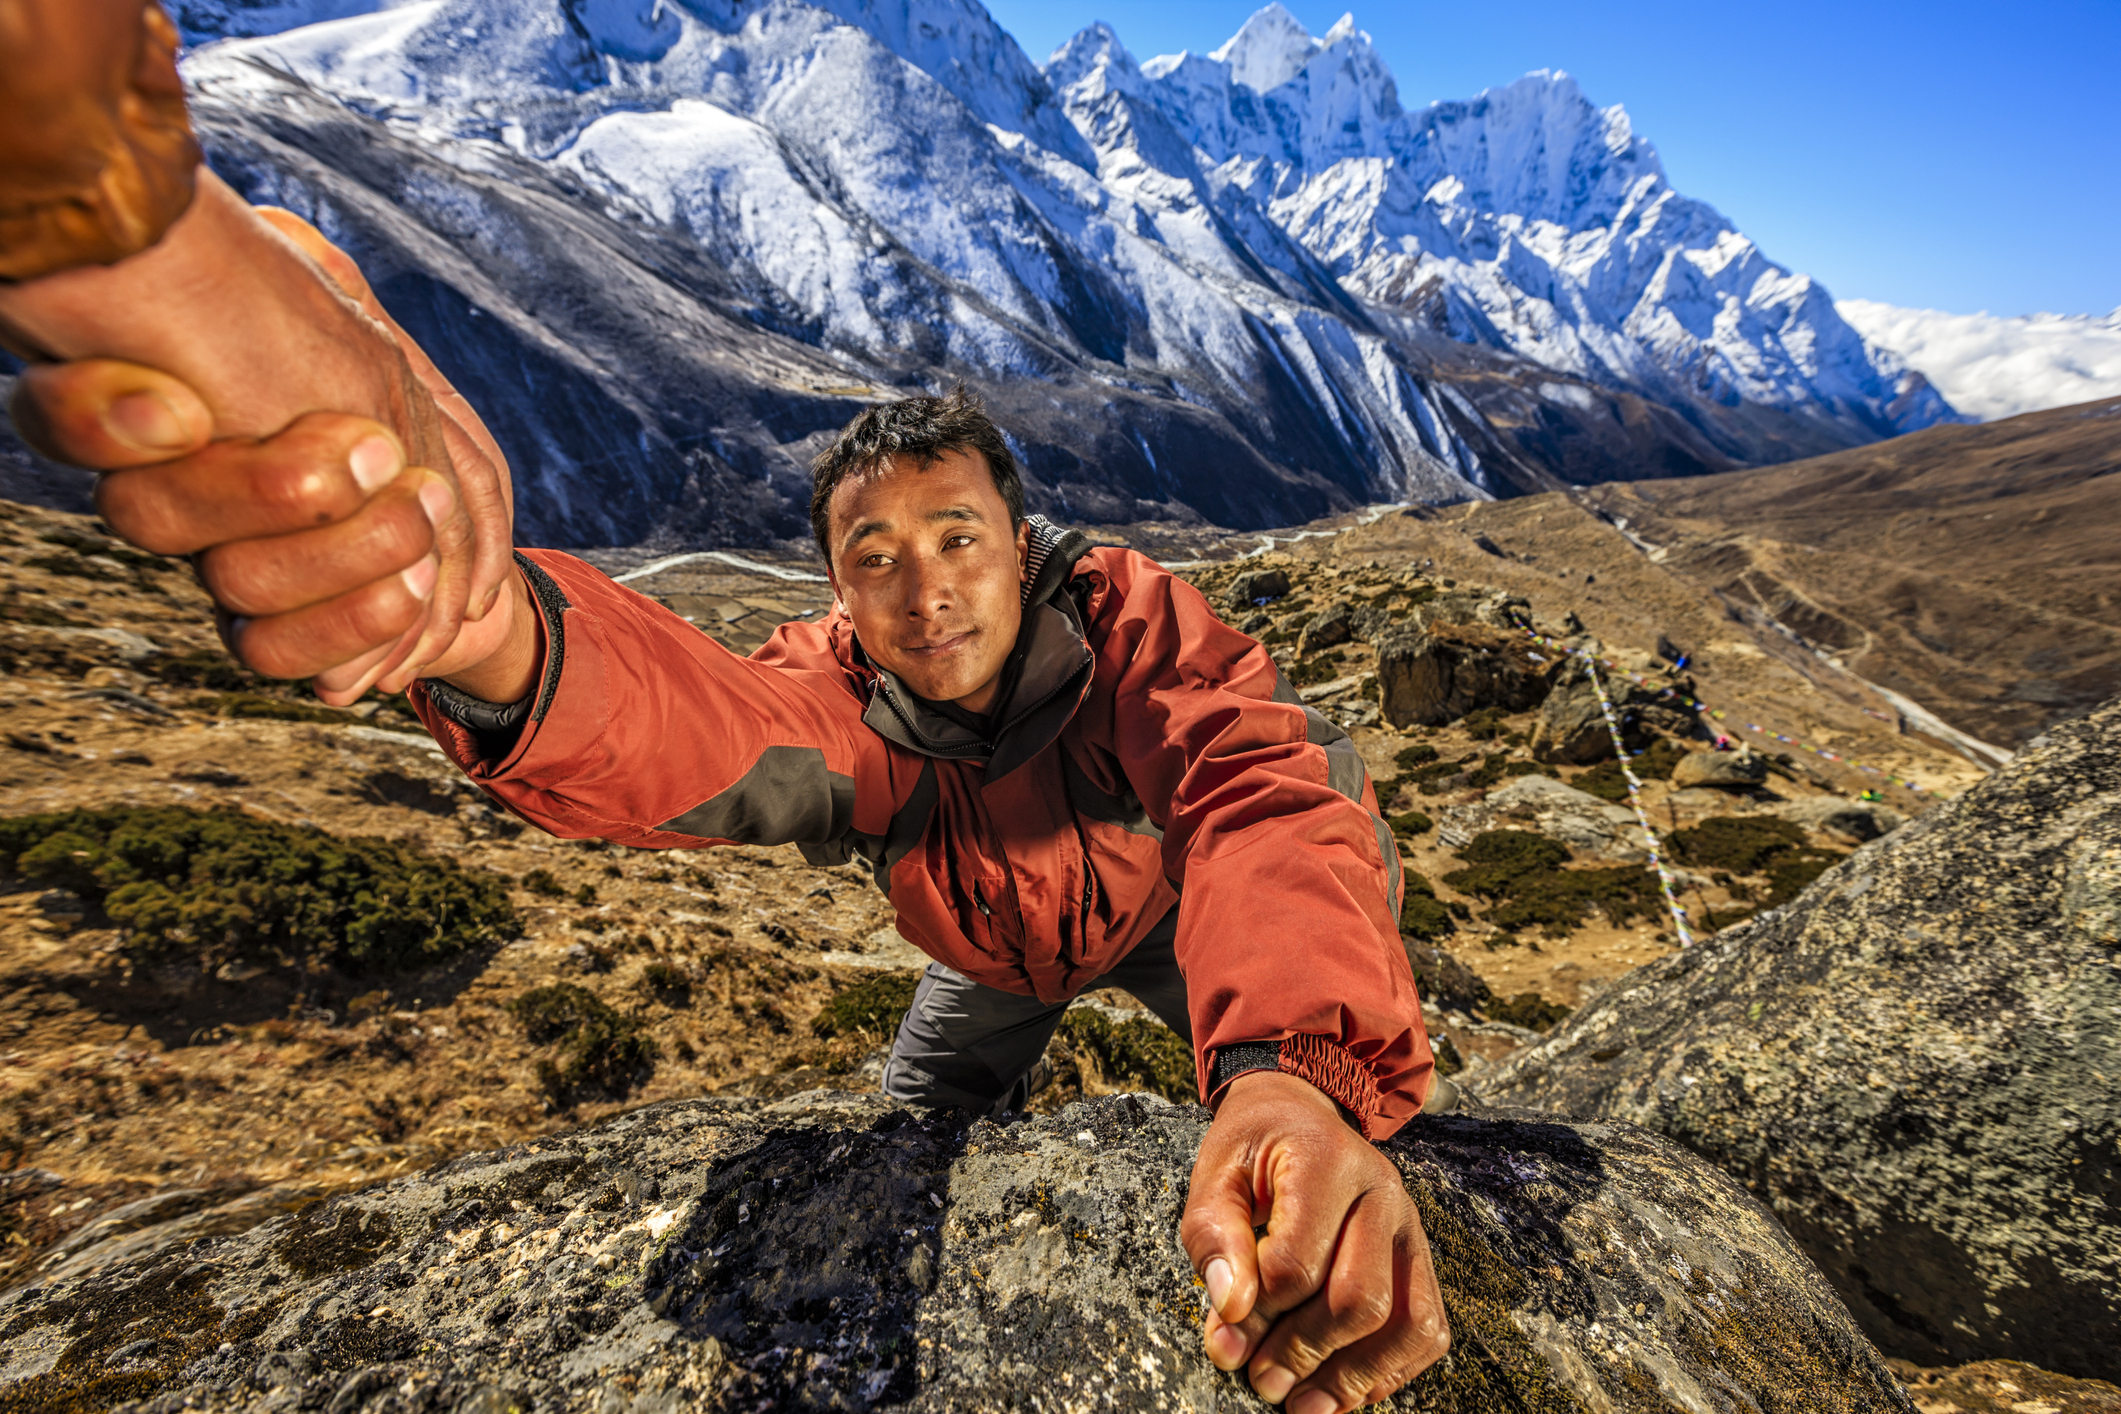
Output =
[
  {"x1": 1289, "y1": 1391, "x2": 1337, "y2": 1414},
  {"x1": 417, "y1": 478, "x2": 456, "y2": 527},
  {"x1": 1205, "y1": 1256, "x2": 1232, "y2": 1314},
  {"x1": 1252, "y1": 1365, "x2": 1297, "y2": 1404},
  {"x1": 401, "y1": 556, "x2": 438, "y2": 602},
  {"x1": 1205, "y1": 1319, "x2": 1248, "y2": 1371},
  {"x1": 106, "y1": 391, "x2": 187, "y2": 452},
  {"x1": 348, "y1": 435, "x2": 402, "y2": 492}
]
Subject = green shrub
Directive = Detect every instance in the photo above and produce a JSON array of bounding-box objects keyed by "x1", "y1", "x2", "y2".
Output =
[
  {"x1": 1571, "y1": 737, "x2": 1691, "y2": 801},
  {"x1": 1057, "y1": 1008, "x2": 1196, "y2": 1102},
  {"x1": 509, "y1": 983, "x2": 657, "y2": 1101},
  {"x1": 1443, "y1": 829, "x2": 1662, "y2": 937},
  {"x1": 1441, "y1": 831, "x2": 1570, "y2": 898},
  {"x1": 1484, "y1": 866, "x2": 1663, "y2": 936},
  {"x1": 642, "y1": 960, "x2": 691, "y2": 1004},
  {"x1": 1388, "y1": 810, "x2": 1433, "y2": 837},
  {"x1": 1667, "y1": 816, "x2": 1806, "y2": 873},
  {"x1": 520, "y1": 868, "x2": 566, "y2": 898},
  {"x1": 1432, "y1": 1034, "x2": 1465, "y2": 1077},
  {"x1": 1766, "y1": 856, "x2": 1842, "y2": 907},
  {"x1": 1285, "y1": 657, "x2": 1338, "y2": 687},
  {"x1": 1667, "y1": 816, "x2": 1845, "y2": 908},
  {"x1": 812, "y1": 970, "x2": 921, "y2": 1040},
  {"x1": 1399, "y1": 871, "x2": 1455, "y2": 941},
  {"x1": 1458, "y1": 706, "x2": 1510, "y2": 740},
  {"x1": 572, "y1": 883, "x2": 599, "y2": 906},
  {"x1": 1485, "y1": 992, "x2": 1572, "y2": 1033},
  {"x1": 1393, "y1": 744, "x2": 1440, "y2": 772},
  {"x1": 0, "y1": 805, "x2": 517, "y2": 973}
]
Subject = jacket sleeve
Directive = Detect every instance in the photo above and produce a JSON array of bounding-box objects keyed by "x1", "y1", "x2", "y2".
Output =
[
  {"x1": 409, "y1": 550, "x2": 906, "y2": 852},
  {"x1": 1081, "y1": 549, "x2": 1433, "y2": 1139}
]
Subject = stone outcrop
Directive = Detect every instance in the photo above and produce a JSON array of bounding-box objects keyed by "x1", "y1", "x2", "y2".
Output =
[
  {"x1": 1530, "y1": 674, "x2": 1627, "y2": 764},
  {"x1": 1669, "y1": 748, "x2": 1768, "y2": 790},
  {"x1": 1376, "y1": 623, "x2": 1557, "y2": 729},
  {"x1": 1435, "y1": 773, "x2": 1648, "y2": 861},
  {"x1": 0, "y1": 1092, "x2": 1917, "y2": 1413},
  {"x1": 1772, "y1": 797, "x2": 1906, "y2": 844},
  {"x1": 1299, "y1": 602, "x2": 1354, "y2": 653},
  {"x1": 1226, "y1": 568, "x2": 1290, "y2": 608},
  {"x1": 1476, "y1": 697, "x2": 2121, "y2": 1382}
]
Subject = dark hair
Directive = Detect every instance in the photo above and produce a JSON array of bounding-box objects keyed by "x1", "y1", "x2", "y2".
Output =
[{"x1": 809, "y1": 385, "x2": 1025, "y2": 561}]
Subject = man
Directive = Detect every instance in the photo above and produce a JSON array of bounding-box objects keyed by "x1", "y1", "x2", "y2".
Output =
[{"x1": 2, "y1": 13, "x2": 1451, "y2": 1405}]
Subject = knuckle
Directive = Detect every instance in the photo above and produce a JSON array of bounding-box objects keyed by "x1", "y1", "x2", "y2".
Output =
[
  {"x1": 1259, "y1": 1250, "x2": 1327, "y2": 1300},
  {"x1": 343, "y1": 583, "x2": 422, "y2": 646}
]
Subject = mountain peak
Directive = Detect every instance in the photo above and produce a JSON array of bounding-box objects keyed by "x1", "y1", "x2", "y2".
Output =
[{"x1": 1209, "y1": 2, "x2": 1319, "y2": 93}]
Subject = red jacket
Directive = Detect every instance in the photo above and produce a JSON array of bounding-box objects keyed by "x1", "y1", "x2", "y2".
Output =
[{"x1": 411, "y1": 518, "x2": 1433, "y2": 1138}]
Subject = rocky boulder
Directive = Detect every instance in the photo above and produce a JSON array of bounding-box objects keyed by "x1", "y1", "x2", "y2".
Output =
[
  {"x1": 1410, "y1": 588, "x2": 1530, "y2": 632},
  {"x1": 1475, "y1": 696, "x2": 2121, "y2": 1382},
  {"x1": 1435, "y1": 773, "x2": 1648, "y2": 861},
  {"x1": 1531, "y1": 673, "x2": 1628, "y2": 764},
  {"x1": 0, "y1": 1093, "x2": 1917, "y2": 1412},
  {"x1": 1773, "y1": 796, "x2": 1907, "y2": 844},
  {"x1": 1669, "y1": 748, "x2": 1769, "y2": 790},
  {"x1": 1226, "y1": 568, "x2": 1290, "y2": 609},
  {"x1": 1299, "y1": 602, "x2": 1355, "y2": 653},
  {"x1": 1376, "y1": 624, "x2": 1557, "y2": 729}
]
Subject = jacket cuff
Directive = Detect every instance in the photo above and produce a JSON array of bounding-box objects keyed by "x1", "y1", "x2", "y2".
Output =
[
  {"x1": 1209, "y1": 1034, "x2": 1388, "y2": 1140},
  {"x1": 418, "y1": 553, "x2": 568, "y2": 761}
]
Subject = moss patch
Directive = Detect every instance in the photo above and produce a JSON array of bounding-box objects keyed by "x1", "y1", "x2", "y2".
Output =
[
  {"x1": 0, "y1": 1261, "x2": 275, "y2": 1414},
  {"x1": 1055, "y1": 1008, "x2": 1195, "y2": 1102},
  {"x1": 274, "y1": 1202, "x2": 399, "y2": 1279},
  {"x1": 812, "y1": 970, "x2": 921, "y2": 1042},
  {"x1": 509, "y1": 983, "x2": 658, "y2": 1103},
  {"x1": 1486, "y1": 993, "x2": 1573, "y2": 1033},
  {"x1": 1399, "y1": 1179, "x2": 1592, "y2": 1412},
  {"x1": 0, "y1": 805, "x2": 517, "y2": 973}
]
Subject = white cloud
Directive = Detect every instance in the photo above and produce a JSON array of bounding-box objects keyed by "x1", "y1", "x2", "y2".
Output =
[{"x1": 1837, "y1": 299, "x2": 2121, "y2": 422}]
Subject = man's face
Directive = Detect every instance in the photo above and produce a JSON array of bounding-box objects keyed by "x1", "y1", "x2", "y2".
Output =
[{"x1": 826, "y1": 447, "x2": 1029, "y2": 713}]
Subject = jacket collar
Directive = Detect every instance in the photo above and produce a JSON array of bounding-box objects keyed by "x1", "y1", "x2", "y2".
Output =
[{"x1": 854, "y1": 516, "x2": 1095, "y2": 777}]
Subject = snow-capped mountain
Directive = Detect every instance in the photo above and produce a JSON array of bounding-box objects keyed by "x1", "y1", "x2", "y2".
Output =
[
  {"x1": 1837, "y1": 300, "x2": 2121, "y2": 422},
  {"x1": 169, "y1": 0, "x2": 1966, "y2": 548}
]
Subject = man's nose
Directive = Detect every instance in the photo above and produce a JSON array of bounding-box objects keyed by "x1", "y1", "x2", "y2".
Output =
[{"x1": 900, "y1": 551, "x2": 956, "y2": 618}]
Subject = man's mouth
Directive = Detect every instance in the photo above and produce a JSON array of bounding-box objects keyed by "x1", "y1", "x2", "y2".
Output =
[{"x1": 901, "y1": 629, "x2": 976, "y2": 657}]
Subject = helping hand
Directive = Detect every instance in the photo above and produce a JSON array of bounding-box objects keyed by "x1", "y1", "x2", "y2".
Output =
[
  {"x1": 1181, "y1": 1071, "x2": 1450, "y2": 1411},
  {"x1": 8, "y1": 210, "x2": 526, "y2": 703}
]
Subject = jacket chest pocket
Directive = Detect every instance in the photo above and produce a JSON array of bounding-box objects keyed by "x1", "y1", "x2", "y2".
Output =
[{"x1": 962, "y1": 873, "x2": 1018, "y2": 957}]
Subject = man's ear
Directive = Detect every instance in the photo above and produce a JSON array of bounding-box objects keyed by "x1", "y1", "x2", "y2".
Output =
[{"x1": 1016, "y1": 519, "x2": 1031, "y2": 581}]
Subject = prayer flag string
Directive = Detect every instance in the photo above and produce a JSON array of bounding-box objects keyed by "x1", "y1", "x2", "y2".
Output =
[
  {"x1": 1575, "y1": 652, "x2": 1695, "y2": 948},
  {"x1": 1515, "y1": 626, "x2": 1934, "y2": 800}
]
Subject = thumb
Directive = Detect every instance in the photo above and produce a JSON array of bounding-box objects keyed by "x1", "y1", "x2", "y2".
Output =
[{"x1": 1181, "y1": 1148, "x2": 1265, "y2": 1326}]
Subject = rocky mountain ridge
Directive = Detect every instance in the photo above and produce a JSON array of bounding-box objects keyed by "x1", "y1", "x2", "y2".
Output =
[{"x1": 121, "y1": 0, "x2": 1969, "y2": 548}]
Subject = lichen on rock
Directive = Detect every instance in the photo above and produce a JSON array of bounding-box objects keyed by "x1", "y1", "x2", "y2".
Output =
[
  {"x1": 0, "y1": 1093, "x2": 1914, "y2": 1412},
  {"x1": 1477, "y1": 695, "x2": 2121, "y2": 1383}
]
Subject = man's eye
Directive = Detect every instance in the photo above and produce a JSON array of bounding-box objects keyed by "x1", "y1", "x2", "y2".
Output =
[
  {"x1": 943, "y1": 534, "x2": 975, "y2": 550},
  {"x1": 859, "y1": 553, "x2": 893, "y2": 568}
]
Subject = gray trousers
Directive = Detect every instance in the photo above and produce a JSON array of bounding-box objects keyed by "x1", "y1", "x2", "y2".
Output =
[{"x1": 881, "y1": 906, "x2": 1193, "y2": 1116}]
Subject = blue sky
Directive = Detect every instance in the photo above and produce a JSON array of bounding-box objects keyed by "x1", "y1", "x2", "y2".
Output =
[{"x1": 983, "y1": 0, "x2": 2120, "y2": 319}]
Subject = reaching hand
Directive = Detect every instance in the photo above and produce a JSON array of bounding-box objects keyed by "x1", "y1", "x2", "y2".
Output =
[
  {"x1": 9, "y1": 209, "x2": 526, "y2": 704},
  {"x1": 1180, "y1": 1071, "x2": 1449, "y2": 1411}
]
